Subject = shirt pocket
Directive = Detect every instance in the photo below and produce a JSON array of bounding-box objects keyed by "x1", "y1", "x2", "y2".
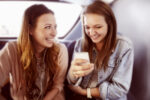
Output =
[
  {"x1": 106, "y1": 58, "x2": 118, "y2": 77},
  {"x1": 98, "y1": 58, "x2": 119, "y2": 84},
  {"x1": 108, "y1": 57, "x2": 117, "y2": 67},
  {"x1": 98, "y1": 58, "x2": 115, "y2": 83}
]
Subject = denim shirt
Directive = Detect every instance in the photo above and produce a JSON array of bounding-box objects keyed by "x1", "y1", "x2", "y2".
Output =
[{"x1": 72, "y1": 35, "x2": 134, "y2": 100}]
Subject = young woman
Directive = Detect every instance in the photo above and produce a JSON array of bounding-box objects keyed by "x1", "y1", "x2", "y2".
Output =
[
  {"x1": 67, "y1": 1, "x2": 134, "y2": 100},
  {"x1": 0, "y1": 4, "x2": 68, "y2": 100}
]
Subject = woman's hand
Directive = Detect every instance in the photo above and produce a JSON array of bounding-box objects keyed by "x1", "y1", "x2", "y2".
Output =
[{"x1": 70, "y1": 58, "x2": 94, "y2": 78}]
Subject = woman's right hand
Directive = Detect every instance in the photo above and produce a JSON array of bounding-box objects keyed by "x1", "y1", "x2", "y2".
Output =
[{"x1": 69, "y1": 58, "x2": 94, "y2": 81}]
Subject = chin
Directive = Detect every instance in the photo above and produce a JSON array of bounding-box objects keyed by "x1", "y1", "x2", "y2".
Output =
[
  {"x1": 92, "y1": 39, "x2": 100, "y2": 44},
  {"x1": 46, "y1": 43, "x2": 53, "y2": 48}
]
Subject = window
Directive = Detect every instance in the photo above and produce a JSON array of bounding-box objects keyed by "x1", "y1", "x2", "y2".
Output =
[{"x1": 0, "y1": 1, "x2": 82, "y2": 38}]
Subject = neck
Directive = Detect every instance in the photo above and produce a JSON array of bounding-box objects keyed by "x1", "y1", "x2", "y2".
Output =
[
  {"x1": 32, "y1": 41, "x2": 45, "y2": 58},
  {"x1": 35, "y1": 52, "x2": 43, "y2": 58},
  {"x1": 96, "y1": 42, "x2": 103, "y2": 51},
  {"x1": 34, "y1": 46, "x2": 45, "y2": 58}
]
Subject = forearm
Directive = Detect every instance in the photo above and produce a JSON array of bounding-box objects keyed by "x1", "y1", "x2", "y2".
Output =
[
  {"x1": 81, "y1": 87, "x2": 100, "y2": 98},
  {"x1": 44, "y1": 88, "x2": 59, "y2": 100},
  {"x1": 91, "y1": 88, "x2": 100, "y2": 98}
]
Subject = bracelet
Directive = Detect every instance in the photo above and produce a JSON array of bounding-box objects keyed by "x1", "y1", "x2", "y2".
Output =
[{"x1": 87, "y1": 88, "x2": 92, "y2": 99}]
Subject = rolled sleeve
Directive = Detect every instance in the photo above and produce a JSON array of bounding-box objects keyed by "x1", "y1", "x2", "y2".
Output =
[
  {"x1": 52, "y1": 44, "x2": 68, "y2": 92},
  {"x1": 99, "y1": 48, "x2": 134, "y2": 100},
  {"x1": 99, "y1": 82, "x2": 109, "y2": 99}
]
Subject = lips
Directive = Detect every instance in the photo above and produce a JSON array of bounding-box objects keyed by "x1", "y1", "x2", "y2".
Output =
[
  {"x1": 46, "y1": 38, "x2": 54, "y2": 43},
  {"x1": 91, "y1": 34, "x2": 100, "y2": 40}
]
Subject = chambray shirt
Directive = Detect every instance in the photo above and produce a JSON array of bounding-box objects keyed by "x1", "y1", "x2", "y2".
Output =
[{"x1": 70, "y1": 35, "x2": 134, "y2": 100}]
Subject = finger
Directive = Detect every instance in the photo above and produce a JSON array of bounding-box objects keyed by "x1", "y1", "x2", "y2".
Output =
[
  {"x1": 71, "y1": 60, "x2": 76, "y2": 65},
  {"x1": 72, "y1": 63, "x2": 94, "y2": 72},
  {"x1": 74, "y1": 58, "x2": 88, "y2": 62},
  {"x1": 74, "y1": 66, "x2": 94, "y2": 77},
  {"x1": 83, "y1": 66, "x2": 94, "y2": 75},
  {"x1": 74, "y1": 58, "x2": 89, "y2": 65},
  {"x1": 72, "y1": 72, "x2": 79, "y2": 78},
  {"x1": 74, "y1": 70, "x2": 86, "y2": 77},
  {"x1": 79, "y1": 63, "x2": 94, "y2": 70}
]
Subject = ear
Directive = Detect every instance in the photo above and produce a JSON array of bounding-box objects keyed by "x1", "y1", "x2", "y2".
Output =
[{"x1": 29, "y1": 29, "x2": 34, "y2": 35}]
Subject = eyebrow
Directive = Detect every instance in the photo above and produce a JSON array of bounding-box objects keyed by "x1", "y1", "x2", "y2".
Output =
[
  {"x1": 84, "y1": 24, "x2": 102, "y2": 27},
  {"x1": 44, "y1": 24, "x2": 57, "y2": 28},
  {"x1": 45, "y1": 24, "x2": 52, "y2": 26},
  {"x1": 94, "y1": 24, "x2": 103, "y2": 27}
]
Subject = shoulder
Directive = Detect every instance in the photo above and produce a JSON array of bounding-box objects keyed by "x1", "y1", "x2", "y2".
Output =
[
  {"x1": 54, "y1": 41, "x2": 68, "y2": 68},
  {"x1": 54, "y1": 41, "x2": 68, "y2": 55},
  {"x1": 112, "y1": 35, "x2": 134, "y2": 58},
  {"x1": 2, "y1": 41, "x2": 17, "y2": 52},
  {"x1": 116, "y1": 35, "x2": 133, "y2": 51},
  {"x1": 0, "y1": 41, "x2": 18, "y2": 61},
  {"x1": 56, "y1": 42, "x2": 67, "y2": 52}
]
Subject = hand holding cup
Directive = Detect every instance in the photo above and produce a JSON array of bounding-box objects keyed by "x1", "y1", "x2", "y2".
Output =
[{"x1": 71, "y1": 52, "x2": 94, "y2": 78}]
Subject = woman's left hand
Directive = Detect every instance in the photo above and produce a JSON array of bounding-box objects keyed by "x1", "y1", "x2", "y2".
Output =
[{"x1": 68, "y1": 85, "x2": 86, "y2": 96}]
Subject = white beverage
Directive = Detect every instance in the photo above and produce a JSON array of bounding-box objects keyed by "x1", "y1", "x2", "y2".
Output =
[
  {"x1": 74, "y1": 52, "x2": 90, "y2": 61},
  {"x1": 73, "y1": 52, "x2": 90, "y2": 86}
]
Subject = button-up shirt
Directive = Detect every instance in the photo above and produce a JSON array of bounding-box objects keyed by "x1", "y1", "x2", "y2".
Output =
[{"x1": 69, "y1": 35, "x2": 134, "y2": 100}]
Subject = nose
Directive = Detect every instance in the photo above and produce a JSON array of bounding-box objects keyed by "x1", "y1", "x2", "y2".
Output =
[
  {"x1": 50, "y1": 26, "x2": 57, "y2": 38},
  {"x1": 89, "y1": 28, "x2": 95, "y2": 36}
]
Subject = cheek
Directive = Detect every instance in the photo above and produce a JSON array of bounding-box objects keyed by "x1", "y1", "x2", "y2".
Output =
[
  {"x1": 84, "y1": 29, "x2": 90, "y2": 36},
  {"x1": 103, "y1": 24, "x2": 108, "y2": 34},
  {"x1": 85, "y1": 30, "x2": 90, "y2": 37},
  {"x1": 103, "y1": 28, "x2": 108, "y2": 36},
  {"x1": 40, "y1": 30, "x2": 50, "y2": 37},
  {"x1": 99, "y1": 27, "x2": 108, "y2": 36}
]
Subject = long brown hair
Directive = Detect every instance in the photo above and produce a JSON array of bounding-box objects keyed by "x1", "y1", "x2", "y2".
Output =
[
  {"x1": 81, "y1": 0, "x2": 117, "y2": 70},
  {"x1": 17, "y1": 4, "x2": 59, "y2": 94}
]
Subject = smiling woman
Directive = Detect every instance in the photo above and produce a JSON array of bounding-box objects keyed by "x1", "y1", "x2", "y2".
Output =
[
  {"x1": 0, "y1": 4, "x2": 68, "y2": 100},
  {"x1": 0, "y1": 1, "x2": 82, "y2": 38},
  {"x1": 67, "y1": 1, "x2": 134, "y2": 100}
]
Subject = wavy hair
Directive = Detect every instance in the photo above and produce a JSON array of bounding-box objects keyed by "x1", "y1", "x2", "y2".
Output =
[{"x1": 17, "y1": 4, "x2": 59, "y2": 95}]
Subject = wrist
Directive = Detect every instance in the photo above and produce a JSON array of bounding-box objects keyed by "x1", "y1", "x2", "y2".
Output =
[{"x1": 81, "y1": 88, "x2": 87, "y2": 96}]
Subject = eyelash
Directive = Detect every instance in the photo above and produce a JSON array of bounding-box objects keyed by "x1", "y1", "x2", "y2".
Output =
[
  {"x1": 85, "y1": 26, "x2": 102, "y2": 30},
  {"x1": 96, "y1": 26, "x2": 102, "y2": 28},
  {"x1": 45, "y1": 26, "x2": 51, "y2": 29},
  {"x1": 45, "y1": 26, "x2": 57, "y2": 29}
]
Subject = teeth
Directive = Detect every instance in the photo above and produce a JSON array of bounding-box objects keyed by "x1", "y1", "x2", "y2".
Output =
[
  {"x1": 92, "y1": 34, "x2": 99, "y2": 39},
  {"x1": 46, "y1": 38, "x2": 53, "y2": 41}
]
